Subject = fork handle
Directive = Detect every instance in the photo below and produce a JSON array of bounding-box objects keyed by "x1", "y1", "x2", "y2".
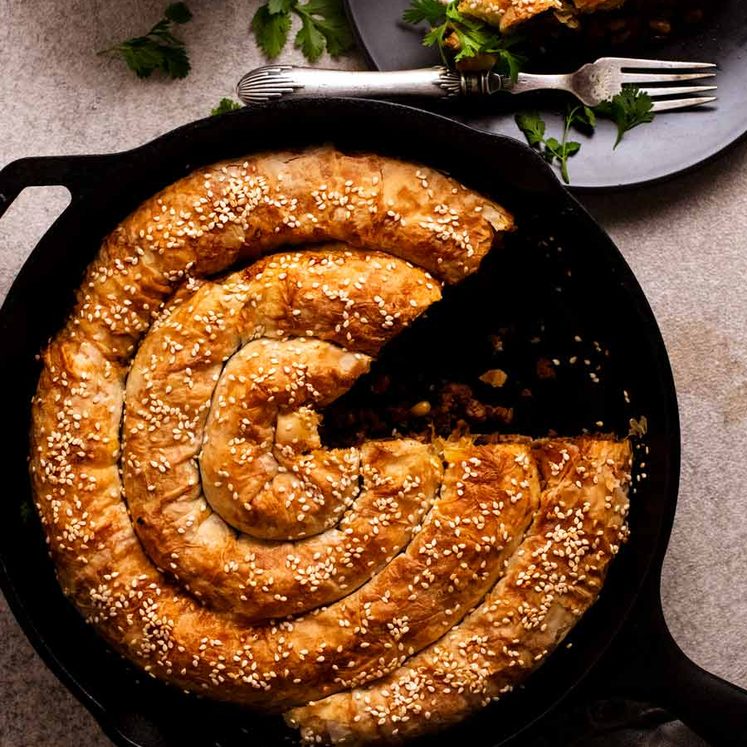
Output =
[
  {"x1": 510, "y1": 72, "x2": 574, "y2": 96},
  {"x1": 237, "y1": 65, "x2": 507, "y2": 104}
]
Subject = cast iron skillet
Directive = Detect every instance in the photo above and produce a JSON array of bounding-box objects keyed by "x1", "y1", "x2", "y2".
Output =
[{"x1": 0, "y1": 98, "x2": 745, "y2": 747}]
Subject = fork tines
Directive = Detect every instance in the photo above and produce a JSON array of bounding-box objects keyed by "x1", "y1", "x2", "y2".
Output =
[{"x1": 604, "y1": 57, "x2": 718, "y2": 112}]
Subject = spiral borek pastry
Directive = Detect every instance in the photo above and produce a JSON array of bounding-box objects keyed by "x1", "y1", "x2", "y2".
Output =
[{"x1": 30, "y1": 147, "x2": 630, "y2": 744}]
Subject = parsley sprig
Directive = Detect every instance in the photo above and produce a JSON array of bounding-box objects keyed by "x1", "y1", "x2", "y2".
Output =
[
  {"x1": 403, "y1": 0, "x2": 524, "y2": 81},
  {"x1": 595, "y1": 87, "x2": 655, "y2": 148},
  {"x1": 252, "y1": 0, "x2": 354, "y2": 63},
  {"x1": 100, "y1": 3, "x2": 193, "y2": 79},
  {"x1": 516, "y1": 89, "x2": 654, "y2": 183},
  {"x1": 211, "y1": 98, "x2": 242, "y2": 116},
  {"x1": 516, "y1": 106, "x2": 594, "y2": 184}
]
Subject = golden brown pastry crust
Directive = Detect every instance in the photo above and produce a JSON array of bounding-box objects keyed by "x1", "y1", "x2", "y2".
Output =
[
  {"x1": 458, "y1": 0, "x2": 563, "y2": 31},
  {"x1": 29, "y1": 144, "x2": 630, "y2": 743},
  {"x1": 458, "y1": 0, "x2": 624, "y2": 31},
  {"x1": 122, "y1": 248, "x2": 447, "y2": 621},
  {"x1": 286, "y1": 437, "x2": 632, "y2": 744},
  {"x1": 30, "y1": 147, "x2": 514, "y2": 711}
]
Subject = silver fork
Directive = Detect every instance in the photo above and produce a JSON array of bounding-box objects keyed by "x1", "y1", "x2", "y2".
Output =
[{"x1": 237, "y1": 58, "x2": 717, "y2": 112}]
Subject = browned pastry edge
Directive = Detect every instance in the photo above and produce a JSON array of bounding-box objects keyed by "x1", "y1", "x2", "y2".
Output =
[
  {"x1": 458, "y1": 0, "x2": 624, "y2": 31},
  {"x1": 286, "y1": 436, "x2": 632, "y2": 744}
]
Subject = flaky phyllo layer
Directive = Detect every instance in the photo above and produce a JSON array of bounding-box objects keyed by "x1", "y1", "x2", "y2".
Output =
[
  {"x1": 30, "y1": 147, "x2": 630, "y2": 745},
  {"x1": 458, "y1": 0, "x2": 625, "y2": 32}
]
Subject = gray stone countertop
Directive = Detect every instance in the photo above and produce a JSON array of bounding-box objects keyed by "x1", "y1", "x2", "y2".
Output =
[{"x1": 1, "y1": 1, "x2": 745, "y2": 744}]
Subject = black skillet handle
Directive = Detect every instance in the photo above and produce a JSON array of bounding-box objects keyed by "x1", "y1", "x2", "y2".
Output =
[
  {"x1": 647, "y1": 599, "x2": 747, "y2": 746},
  {"x1": 0, "y1": 154, "x2": 120, "y2": 220},
  {"x1": 603, "y1": 574, "x2": 747, "y2": 746}
]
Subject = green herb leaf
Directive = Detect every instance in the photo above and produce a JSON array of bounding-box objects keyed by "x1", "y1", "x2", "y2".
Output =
[
  {"x1": 252, "y1": 4, "x2": 292, "y2": 58},
  {"x1": 423, "y1": 23, "x2": 448, "y2": 49},
  {"x1": 100, "y1": 3, "x2": 192, "y2": 79},
  {"x1": 297, "y1": 0, "x2": 354, "y2": 57},
  {"x1": 515, "y1": 108, "x2": 588, "y2": 184},
  {"x1": 402, "y1": 0, "x2": 446, "y2": 25},
  {"x1": 268, "y1": 0, "x2": 294, "y2": 13},
  {"x1": 559, "y1": 140, "x2": 581, "y2": 183},
  {"x1": 568, "y1": 104, "x2": 596, "y2": 130},
  {"x1": 404, "y1": 0, "x2": 525, "y2": 83},
  {"x1": 595, "y1": 87, "x2": 654, "y2": 148},
  {"x1": 211, "y1": 98, "x2": 242, "y2": 116},
  {"x1": 295, "y1": 11, "x2": 327, "y2": 62},
  {"x1": 515, "y1": 112, "x2": 546, "y2": 147},
  {"x1": 452, "y1": 24, "x2": 502, "y2": 61},
  {"x1": 496, "y1": 48, "x2": 524, "y2": 84},
  {"x1": 252, "y1": 0, "x2": 353, "y2": 62}
]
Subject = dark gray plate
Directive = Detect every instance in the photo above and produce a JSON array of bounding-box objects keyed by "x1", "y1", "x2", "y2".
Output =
[{"x1": 345, "y1": 0, "x2": 747, "y2": 190}]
